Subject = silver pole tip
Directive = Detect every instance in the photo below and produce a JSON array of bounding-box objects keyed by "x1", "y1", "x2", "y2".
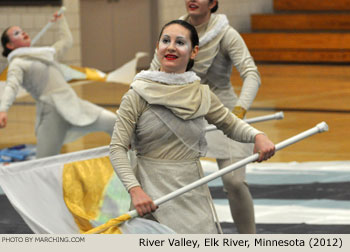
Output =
[
  {"x1": 316, "y1": 121, "x2": 329, "y2": 132},
  {"x1": 275, "y1": 111, "x2": 284, "y2": 120}
]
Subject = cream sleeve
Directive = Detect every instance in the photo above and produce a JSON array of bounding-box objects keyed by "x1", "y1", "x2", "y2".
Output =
[
  {"x1": 0, "y1": 59, "x2": 24, "y2": 112},
  {"x1": 148, "y1": 49, "x2": 160, "y2": 71},
  {"x1": 222, "y1": 27, "x2": 261, "y2": 110},
  {"x1": 206, "y1": 91, "x2": 262, "y2": 143},
  {"x1": 109, "y1": 89, "x2": 147, "y2": 191},
  {"x1": 52, "y1": 16, "x2": 73, "y2": 61}
]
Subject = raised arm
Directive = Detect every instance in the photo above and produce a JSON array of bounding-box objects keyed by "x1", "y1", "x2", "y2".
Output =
[{"x1": 52, "y1": 15, "x2": 73, "y2": 61}]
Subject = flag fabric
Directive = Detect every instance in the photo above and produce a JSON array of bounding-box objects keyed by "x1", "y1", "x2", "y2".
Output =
[
  {"x1": 0, "y1": 52, "x2": 148, "y2": 99},
  {"x1": 0, "y1": 146, "x2": 175, "y2": 234}
]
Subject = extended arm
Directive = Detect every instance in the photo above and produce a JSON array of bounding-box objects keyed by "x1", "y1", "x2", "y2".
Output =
[
  {"x1": 206, "y1": 91, "x2": 274, "y2": 161},
  {"x1": 109, "y1": 89, "x2": 157, "y2": 216},
  {"x1": 0, "y1": 60, "x2": 24, "y2": 128}
]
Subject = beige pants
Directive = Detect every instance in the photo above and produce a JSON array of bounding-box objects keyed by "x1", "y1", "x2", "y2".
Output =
[
  {"x1": 217, "y1": 157, "x2": 256, "y2": 234},
  {"x1": 36, "y1": 105, "x2": 116, "y2": 158}
]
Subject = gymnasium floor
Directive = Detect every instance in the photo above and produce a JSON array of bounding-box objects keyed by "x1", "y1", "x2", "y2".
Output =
[{"x1": 1, "y1": 63, "x2": 349, "y2": 234}]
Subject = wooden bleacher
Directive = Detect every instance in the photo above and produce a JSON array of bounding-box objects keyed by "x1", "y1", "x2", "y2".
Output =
[
  {"x1": 242, "y1": 0, "x2": 350, "y2": 63},
  {"x1": 251, "y1": 14, "x2": 350, "y2": 31},
  {"x1": 274, "y1": 0, "x2": 350, "y2": 11}
]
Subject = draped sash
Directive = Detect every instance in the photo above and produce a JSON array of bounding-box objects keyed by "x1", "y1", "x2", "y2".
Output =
[{"x1": 132, "y1": 105, "x2": 207, "y2": 156}]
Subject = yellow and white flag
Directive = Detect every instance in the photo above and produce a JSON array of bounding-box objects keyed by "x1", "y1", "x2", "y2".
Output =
[
  {"x1": 0, "y1": 146, "x2": 174, "y2": 234},
  {"x1": 0, "y1": 52, "x2": 148, "y2": 99}
]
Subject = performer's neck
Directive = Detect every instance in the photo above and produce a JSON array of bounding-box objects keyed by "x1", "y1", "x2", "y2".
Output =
[{"x1": 189, "y1": 13, "x2": 211, "y2": 27}]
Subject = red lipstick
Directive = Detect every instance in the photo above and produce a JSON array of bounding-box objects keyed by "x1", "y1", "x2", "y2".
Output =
[{"x1": 165, "y1": 54, "x2": 178, "y2": 60}]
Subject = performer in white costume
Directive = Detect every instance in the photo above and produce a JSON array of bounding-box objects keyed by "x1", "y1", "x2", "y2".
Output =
[
  {"x1": 0, "y1": 13, "x2": 116, "y2": 158},
  {"x1": 149, "y1": 0, "x2": 261, "y2": 233},
  {"x1": 110, "y1": 20, "x2": 275, "y2": 233}
]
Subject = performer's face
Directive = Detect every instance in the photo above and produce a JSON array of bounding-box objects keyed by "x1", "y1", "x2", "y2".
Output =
[
  {"x1": 185, "y1": 0, "x2": 216, "y2": 17},
  {"x1": 6, "y1": 26, "x2": 31, "y2": 50},
  {"x1": 157, "y1": 24, "x2": 198, "y2": 74}
]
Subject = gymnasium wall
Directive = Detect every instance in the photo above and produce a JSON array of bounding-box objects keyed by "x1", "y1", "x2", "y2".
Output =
[
  {"x1": 0, "y1": 0, "x2": 81, "y2": 72},
  {"x1": 157, "y1": 0, "x2": 273, "y2": 34},
  {"x1": 0, "y1": 0, "x2": 273, "y2": 72}
]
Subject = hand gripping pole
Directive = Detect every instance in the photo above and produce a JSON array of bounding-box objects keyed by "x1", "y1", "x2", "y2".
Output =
[
  {"x1": 86, "y1": 122, "x2": 328, "y2": 233},
  {"x1": 128, "y1": 121, "x2": 328, "y2": 218}
]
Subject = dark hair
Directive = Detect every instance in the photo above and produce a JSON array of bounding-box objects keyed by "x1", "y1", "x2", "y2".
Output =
[
  {"x1": 158, "y1": 20, "x2": 199, "y2": 71},
  {"x1": 210, "y1": 0, "x2": 218, "y2": 13},
  {"x1": 1, "y1": 27, "x2": 12, "y2": 58}
]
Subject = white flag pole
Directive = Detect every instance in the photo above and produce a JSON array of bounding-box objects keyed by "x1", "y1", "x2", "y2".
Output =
[
  {"x1": 0, "y1": 7, "x2": 66, "y2": 73},
  {"x1": 205, "y1": 111, "x2": 284, "y2": 132},
  {"x1": 127, "y1": 121, "x2": 328, "y2": 218},
  {"x1": 244, "y1": 111, "x2": 284, "y2": 124},
  {"x1": 30, "y1": 7, "x2": 66, "y2": 46}
]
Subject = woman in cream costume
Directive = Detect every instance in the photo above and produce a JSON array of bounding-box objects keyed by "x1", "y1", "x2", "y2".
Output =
[
  {"x1": 149, "y1": 0, "x2": 261, "y2": 233},
  {"x1": 0, "y1": 13, "x2": 116, "y2": 158},
  {"x1": 110, "y1": 20, "x2": 275, "y2": 234}
]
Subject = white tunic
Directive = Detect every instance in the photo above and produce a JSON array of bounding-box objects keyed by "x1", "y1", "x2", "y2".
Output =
[{"x1": 109, "y1": 71, "x2": 262, "y2": 233}]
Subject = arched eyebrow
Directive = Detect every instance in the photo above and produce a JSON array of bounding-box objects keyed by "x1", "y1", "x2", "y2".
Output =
[
  {"x1": 161, "y1": 34, "x2": 186, "y2": 40},
  {"x1": 176, "y1": 36, "x2": 186, "y2": 40},
  {"x1": 161, "y1": 34, "x2": 170, "y2": 39}
]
